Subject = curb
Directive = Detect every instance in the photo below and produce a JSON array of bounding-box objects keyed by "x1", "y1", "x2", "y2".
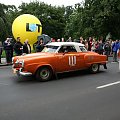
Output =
[
  {"x1": 0, "y1": 63, "x2": 12, "y2": 66},
  {"x1": 0, "y1": 58, "x2": 12, "y2": 66}
]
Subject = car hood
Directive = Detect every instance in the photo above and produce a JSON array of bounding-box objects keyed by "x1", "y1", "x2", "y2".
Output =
[{"x1": 13, "y1": 52, "x2": 54, "y2": 61}]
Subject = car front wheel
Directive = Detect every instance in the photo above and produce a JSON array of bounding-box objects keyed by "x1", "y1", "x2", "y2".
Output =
[
  {"x1": 36, "y1": 67, "x2": 53, "y2": 82},
  {"x1": 89, "y1": 63, "x2": 99, "y2": 73}
]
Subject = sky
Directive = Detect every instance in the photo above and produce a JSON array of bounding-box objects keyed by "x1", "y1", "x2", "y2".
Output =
[{"x1": 0, "y1": 0, "x2": 83, "y2": 7}]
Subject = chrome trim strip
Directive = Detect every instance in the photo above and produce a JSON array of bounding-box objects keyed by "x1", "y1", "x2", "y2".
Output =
[
  {"x1": 19, "y1": 71, "x2": 32, "y2": 76},
  {"x1": 74, "y1": 56, "x2": 76, "y2": 65},
  {"x1": 69, "y1": 56, "x2": 76, "y2": 66},
  {"x1": 69, "y1": 56, "x2": 71, "y2": 65},
  {"x1": 13, "y1": 67, "x2": 32, "y2": 76},
  {"x1": 19, "y1": 68, "x2": 32, "y2": 76},
  {"x1": 71, "y1": 56, "x2": 74, "y2": 65}
]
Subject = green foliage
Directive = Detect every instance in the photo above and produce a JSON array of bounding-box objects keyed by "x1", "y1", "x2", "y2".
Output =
[
  {"x1": 0, "y1": 4, "x2": 19, "y2": 42},
  {"x1": 18, "y1": 1, "x2": 66, "y2": 39},
  {"x1": 0, "y1": 0, "x2": 120, "y2": 42},
  {"x1": 0, "y1": 4, "x2": 9, "y2": 42},
  {"x1": 65, "y1": 0, "x2": 120, "y2": 39}
]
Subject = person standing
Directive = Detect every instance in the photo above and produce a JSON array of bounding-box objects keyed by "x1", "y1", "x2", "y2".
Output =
[
  {"x1": 117, "y1": 41, "x2": 120, "y2": 69},
  {"x1": 13, "y1": 37, "x2": 23, "y2": 56},
  {"x1": 3, "y1": 38, "x2": 13, "y2": 64},
  {"x1": 88, "y1": 37, "x2": 93, "y2": 51},
  {"x1": 57, "y1": 39, "x2": 60, "y2": 42},
  {"x1": 104, "y1": 41, "x2": 111, "y2": 60},
  {"x1": 23, "y1": 39, "x2": 31, "y2": 54},
  {"x1": 67, "y1": 37, "x2": 72, "y2": 42},
  {"x1": 79, "y1": 36, "x2": 85, "y2": 44},
  {"x1": 36, "y1": 38, "x2": 44, "y2": 52},
  {"x1": 0, "y1": 41, "x2": 3, "y2": 63},
  {"x1": 91, "y1": 39, "x2": 96, "y2": 52},
  {"x1": 97, "y1": 40, "x2": 104, "y2": 55},
  {"x1": 61, "y1": 38, "x2": 65, "y2": 42},
  {"x1": 112, "y1": 39, "x2": 120, "y2": 62}
]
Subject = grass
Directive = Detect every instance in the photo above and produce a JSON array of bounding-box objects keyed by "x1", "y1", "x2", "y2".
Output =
[{"x1": 1, "y1": 50, "x2": 6, "y2": 58}]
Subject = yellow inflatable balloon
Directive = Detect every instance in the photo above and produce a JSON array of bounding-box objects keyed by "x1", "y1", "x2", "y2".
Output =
[{"x1": 12, "y1": 14, "x2": 42, "y2": 49}]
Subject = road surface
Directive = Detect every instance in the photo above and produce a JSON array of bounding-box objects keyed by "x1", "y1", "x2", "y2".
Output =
[{"x1": 0, "y1": 62, "x2": 120, "y2": 120}]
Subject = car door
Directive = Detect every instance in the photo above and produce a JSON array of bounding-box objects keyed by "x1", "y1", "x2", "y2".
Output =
[
  {"x1": 63, "y1": 45, "x2": 86, "y2": 71},
  {"x1": 68, "y1": 52, "x2": 85, "y2": 71},
  {"x1": 55, "y1": 45, "x2": 85, "y2": 72},
  {"x1": 55, "y1": 52, "x2": 72, "y2": 72}
]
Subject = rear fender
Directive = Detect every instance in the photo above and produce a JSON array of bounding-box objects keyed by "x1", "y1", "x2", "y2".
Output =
[{"x1": 84, "y1": 55, "x2": 107, "y2": 67}]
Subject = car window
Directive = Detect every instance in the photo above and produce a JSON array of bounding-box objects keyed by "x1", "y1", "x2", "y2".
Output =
[
  {"x1": 79, "y1": 46, "x2": 87, "y2": 52},
  {"x1": 58, "y1": 45, "x2": 77, "y2": 53},
  {"x1": 42, "y1": 45, "x2": 59, "y2": 53}
]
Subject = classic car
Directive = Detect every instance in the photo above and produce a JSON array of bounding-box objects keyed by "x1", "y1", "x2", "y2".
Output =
[{"x1": 12, "y1": 42, "x2": 107, "y2": 81}]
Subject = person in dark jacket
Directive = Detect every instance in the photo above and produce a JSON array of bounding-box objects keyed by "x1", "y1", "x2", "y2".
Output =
[
  {"x1": 3, "y1": 38, "x2": 13, "y2": 64},
  {"x1": 88, "y1": 37, "x2": 93, "y2": 51},
  {"x1": 104, "y1": 41, "x2": 111, "y2": 60},
  {"x1": 23, "y1": 39, "x2": 31, "y2": 54},
  {"x1": 13, "y1": 37, "x2": 23, "y2": 56},
  {"x1": 36, "y1": 38, "x2": 44, "y2": 52},
  {"x1": 97, "y1": 40, "x2": 104, "y2": 55}
]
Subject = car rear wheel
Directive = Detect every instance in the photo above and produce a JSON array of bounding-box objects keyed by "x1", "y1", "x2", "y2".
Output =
[
  {"x1": 36, "y1": 67, "x2": 53, "y2": 82},
  {"x1": 89, "y1": 63, "x2": 99, "y2": 73}
]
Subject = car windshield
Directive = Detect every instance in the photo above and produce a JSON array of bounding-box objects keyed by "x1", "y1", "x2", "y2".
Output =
[
  {"x1": 41, "y1": 45, "x2": 59, "y2": 53},
  {"x1": 79, "y1": 46, "x2": 87, "y2": 52}
]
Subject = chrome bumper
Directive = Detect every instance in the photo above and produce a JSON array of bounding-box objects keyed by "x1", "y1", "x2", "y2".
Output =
[
  {"x1": 13, "y1": 67, "x2": 32, "y2": 76},
  {"x1": 19, "y1": 71, "x2": 32, "y2": 76}
]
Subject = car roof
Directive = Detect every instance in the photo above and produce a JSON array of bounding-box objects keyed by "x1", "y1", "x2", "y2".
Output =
[{"x1": 46, "y1": 42, "x2": 84, "y2": 46}]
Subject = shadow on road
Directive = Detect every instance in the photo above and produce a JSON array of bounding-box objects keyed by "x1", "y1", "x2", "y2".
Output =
[
  {"x1": 11, "y1": 69, "x2": 106, "y2": 84},
  {"x1": 56, "y1": 69, "x2": 105, "y2": 80},
  {"x1": 12, "y1": 75, "x2": 40, "y2": 84}
]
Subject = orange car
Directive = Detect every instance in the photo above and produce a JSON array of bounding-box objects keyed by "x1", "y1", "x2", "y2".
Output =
[{"x1": 12, "y1": 42, "x2": 107, "y2": 81}]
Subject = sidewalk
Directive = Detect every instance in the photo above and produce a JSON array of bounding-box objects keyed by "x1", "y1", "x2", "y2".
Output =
[{"x1": 0, "y1": 58, "x2": 12, "y2": 66}]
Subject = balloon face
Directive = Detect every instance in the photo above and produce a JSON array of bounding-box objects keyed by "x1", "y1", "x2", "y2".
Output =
[{"x1": 12, "y1": 14, "x2": 42, "y2": 48}]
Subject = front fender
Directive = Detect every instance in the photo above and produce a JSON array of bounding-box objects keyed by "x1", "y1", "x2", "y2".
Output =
[{"x1": 25, "y1": 63, "x2": 54, "y2": 75}]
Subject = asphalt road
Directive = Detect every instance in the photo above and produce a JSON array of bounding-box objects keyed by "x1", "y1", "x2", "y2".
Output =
[{"x1": 0, "y1": 62, "x2": 120, "y2": 120}]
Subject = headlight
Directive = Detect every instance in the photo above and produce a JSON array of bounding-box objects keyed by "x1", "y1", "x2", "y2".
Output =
[
  {"x1": 20, "y1": 60, "x2": 24, "y2": 67},
  {"x1": 15, "y1": 59, "x2": 24, "y2": 68},
  {"x1": 15, "y1": 59, "x2": 19, "y2": 64},
  {"x1": 19, "y1": 60, "x2": 24, "y2": 67}
]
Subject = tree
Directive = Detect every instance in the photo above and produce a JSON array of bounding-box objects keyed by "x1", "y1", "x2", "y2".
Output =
[
  {"x1": 0, "y1": 4, "x2": 18, "y2": 42},
  {"x1": 1, "y1": 0, "x2": 120, "y2": 42},
  {"x1": 0, "y1": 4, "x2": 9, "y2": 42},
  {"x1": 18, "y1": 1, "x2": 66, "y2": 39},
  {"x1": 65, "y1": 0, "x2": 120, "y2": 39}
]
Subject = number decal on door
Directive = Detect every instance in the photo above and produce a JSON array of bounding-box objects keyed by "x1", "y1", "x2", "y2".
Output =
[{"x1": 69, "y1": 56, "x2": 76, "y2": 66}]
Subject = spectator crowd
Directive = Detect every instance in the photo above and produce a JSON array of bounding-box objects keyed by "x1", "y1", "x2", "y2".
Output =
[
  {"x1": 0, "y1": 36, "x2": 120, "y2": 64},
  {"x1": 0, "y1": 37, "x2": 31, "y2": 64},
  {"x1": 51, "y1": 36, "x2": 120, "y2": 62}
]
